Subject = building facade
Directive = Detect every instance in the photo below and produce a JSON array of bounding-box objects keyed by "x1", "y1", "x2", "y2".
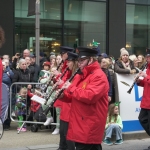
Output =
[{"x1": 0, "y1": 0, "x2": 150, "y2": 59}]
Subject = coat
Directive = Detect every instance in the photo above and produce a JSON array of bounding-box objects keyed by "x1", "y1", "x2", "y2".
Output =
[
  {"x1": 2, "y1": 66, "x2": 14, "y2": 87},
  {"x1": 114, "y1": 58, "x2": 138, "y2": 74},
  {"x1": 138, "y1": 63, "x2": 150, "y2": 109},
  {"x1": 54, "y1": 69, "x2": 72, "y2": 122},
  {"x1": 63, "y1": 61, "x2": 109, "y2": 144}
]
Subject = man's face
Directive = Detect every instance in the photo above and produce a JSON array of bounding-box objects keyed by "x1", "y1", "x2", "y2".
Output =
[
  {"x1": 78, "y1": 57, "x2": 89, "y2": 70},
  {"x1": 23, "y1": 50, "x2": 30, "y2": 58},
  {"x1": 31, "y1": 57, "x2": 36, "y2": 64}
]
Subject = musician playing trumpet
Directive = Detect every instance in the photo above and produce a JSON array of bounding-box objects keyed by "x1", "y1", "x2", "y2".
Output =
[{"x1": 137, "y1": 49, "x2": 150, "y2": 150}]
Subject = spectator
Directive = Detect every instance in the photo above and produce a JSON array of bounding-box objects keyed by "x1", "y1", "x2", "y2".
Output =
[
  {"x1": 12, "y1": 58, "x2": 33, "y2": 83},
  {"x1": 11, "y1": 53, "x2": 21, "y2": 70},
  {"x1": 98, "y1": 57, "x2": 112, "y2": 103},
  {"x1": 2, "y1": 61, "x2": 14, "y2": 87},
  {"x1": 114, "y1": 48, "x2": 138, "y2": 74},
  {"x1": 30, "y1": 54, "x2": 40, "y2": 82},
  {"x1": 23, "y1": 49, "x2": 30, "y2": 58},
  {"x1": 25, "y1": 56, "x2": 35, "y2": 81},
  {"x1": 103, "y1": 102, "x2": 123, "y2": 145},
  {"x1": 3, "y1": 54, "x2": 10, "y2": 60},
  {"x1": 38, "y1": 61, "x2": 51, "y2": 84},
  {"x1": 129, "y1": 54, "x2": 139, "y2": 68},
  {"x1": 137, "y1": 54, "x2": 146, "y2": 69},
  {"x1": 39, "y1": 52, "x2": 47, "y2": 70},
  {"x1": 15, "y1": 87, "x2": 27, "y2": 132}
]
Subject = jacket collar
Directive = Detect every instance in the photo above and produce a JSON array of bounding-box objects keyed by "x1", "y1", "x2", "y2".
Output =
[{"x1": 81, "y1": 61, "x2": 100, "y2": 79}]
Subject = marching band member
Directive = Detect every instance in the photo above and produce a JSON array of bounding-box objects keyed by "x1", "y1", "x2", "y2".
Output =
[
  {"x1": 137, "y1": 48, "x2": 150, "y2": 150},
  {"x1": 55, "y1": 51, "x2": 78, "y2": 150},
  {"x1": 53, "y1": 46, "x2": 74, "y2": 82},
  {"x1": 59, "y1": 47, "x2": 109, "y2": 150},
  {"x1": 43, "y1": 46, "x2": 74, "y2": 126}
]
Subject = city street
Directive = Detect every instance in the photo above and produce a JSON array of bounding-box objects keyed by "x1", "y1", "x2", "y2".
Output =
[{"x1": 0, "y1": 122, "x2": 150, "y2": 150}]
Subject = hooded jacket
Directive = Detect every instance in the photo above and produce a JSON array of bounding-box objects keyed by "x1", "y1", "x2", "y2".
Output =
[{"x1": 63, "y1": 61, "x2": 109, "y2": 144}]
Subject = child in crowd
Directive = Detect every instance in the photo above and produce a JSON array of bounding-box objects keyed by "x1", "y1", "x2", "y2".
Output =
[
  {"x1": 15, "y1": 87, "x2": 27, "y2": 131},
  {"x1": 27, "y1": 85, "x2": 41, "y2": 122},
  {"x1": 103, "y1": 102, "x2": 123, "y2": 145},
  {"x1": 27, "y1": 84, "x2": 54, "y2": 126},
  {"x1": 38, "y1": 61, "x2": 51, "y2": 84}
]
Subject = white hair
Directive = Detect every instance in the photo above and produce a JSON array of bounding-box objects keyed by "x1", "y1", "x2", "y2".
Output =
[
  {"x1": 18, "y1": 59, "x2": 26, "y2": 68},
  {"x1": 129, "y1": 55, "x2": 137, "y2": 61}
]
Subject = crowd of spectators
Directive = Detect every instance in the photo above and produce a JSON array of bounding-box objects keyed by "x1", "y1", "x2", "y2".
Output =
[{"x1": 1, "y1": 47, "x2": 146, "y2": 134}]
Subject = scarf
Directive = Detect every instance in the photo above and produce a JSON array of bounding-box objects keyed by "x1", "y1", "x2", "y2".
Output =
[{"x1": 121, "y1": 60, "x2": 131, "y2": 70}]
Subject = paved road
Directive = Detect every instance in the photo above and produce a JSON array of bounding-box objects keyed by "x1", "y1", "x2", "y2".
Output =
[{"x1": 0, "y1": 122, "x2": 150, "y2": 150}]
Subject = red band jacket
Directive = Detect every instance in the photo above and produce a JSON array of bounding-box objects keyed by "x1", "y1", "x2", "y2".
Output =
[
  {"x1": 138, "y1": 63, "x2": 150, "y2": 109},
  {"x1": 62, "y1": 61, "x2": 109, "y2": 144}
]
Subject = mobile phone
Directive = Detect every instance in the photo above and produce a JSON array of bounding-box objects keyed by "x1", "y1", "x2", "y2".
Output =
[{"x1": 16, "y1": 53, "x2": 20, "y2": 56}]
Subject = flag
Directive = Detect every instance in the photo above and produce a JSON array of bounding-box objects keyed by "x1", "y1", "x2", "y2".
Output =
[{"x1": 27, "y1": 0, "x2": 36, "y2": 17}]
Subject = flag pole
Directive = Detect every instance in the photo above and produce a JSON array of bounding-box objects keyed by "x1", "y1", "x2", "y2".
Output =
[{"x1": 35, "y1": 0, "x2": 40, "y2": 65}]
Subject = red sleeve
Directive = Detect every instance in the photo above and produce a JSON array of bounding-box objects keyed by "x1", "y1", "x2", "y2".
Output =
[
  {"x1": 27, "y1": 90, "x2": 34, "y2": 97},
  {"x1": 57, "y1": 70, "x2": 72, "y2": 89},
  {"x1": 61, "y1": 90, "x2": 72, "y2": 103}
]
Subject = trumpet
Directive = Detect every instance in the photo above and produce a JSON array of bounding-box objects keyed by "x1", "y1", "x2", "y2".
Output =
[
  {"x1": 127, "y1": 62, "x2": 147, "y2": 94},
  {"x1": 43, "y1": 68, "x2": 80, "y2": 116},
  {"x1": 44, "y1": 67, "x2": 69, "y2": 103},
  {"x1": 43, "y1": 60, "x2": 64, "y2": 92}
]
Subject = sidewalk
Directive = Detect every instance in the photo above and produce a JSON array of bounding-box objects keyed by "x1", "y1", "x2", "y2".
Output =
[{"x1": 0, "y1": 122, "x2": 150, "y2": 150}]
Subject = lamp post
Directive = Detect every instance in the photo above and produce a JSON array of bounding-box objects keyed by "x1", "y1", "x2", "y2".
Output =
[{"x1": 35, "y1": 0, "x2": 40, "y2": 65}]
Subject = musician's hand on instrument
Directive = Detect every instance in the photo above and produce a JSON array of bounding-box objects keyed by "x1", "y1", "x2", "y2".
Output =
[
  {"x1": 57, "y1": 79, "x2": 64, "y2": 86},
  {"x1": 136, "y1": 79, "x2": 141, "y2": 83},
  {"x1": 53, "y1": 70, "x2": 60, "y2": 76},
  {"x1": 55, "y1": 89, "x2": 64, "y2": 99},
  {"x1": 130, "y1": 69, "x2": 136, "y2": 74},
  {"x1": 63, "y1": 81, "x2": 71, "y2": 89},
  {"x1": 138, "y1": 71, "x2": 147, "y2": 78}
]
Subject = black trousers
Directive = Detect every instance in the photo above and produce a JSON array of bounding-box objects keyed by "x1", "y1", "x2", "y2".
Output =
[
  {"x1": 59, "y1": 119, "x2": 75, "y2": 150},
  {"x1": 138, "y1": 108, "x2": 150, "y2": 136},
  {"x1": 75, "y1": 142, "x2": 102, "y2": 150}
]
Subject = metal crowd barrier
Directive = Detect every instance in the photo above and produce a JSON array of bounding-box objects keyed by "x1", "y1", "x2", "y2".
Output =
[{"x1": 10, "y1": 82, "x2": 59, "y2": 134}]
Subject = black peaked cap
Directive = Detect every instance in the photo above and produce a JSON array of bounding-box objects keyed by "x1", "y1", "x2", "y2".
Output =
[
  {"x1": 67, "y1": 52, "x2": 78, "y2": 61},
  {"x1": 60, "y1": 46, "x2": 74, "y2": 54},
  {"x1": 77, "y1": 46, "x2": 98, "y2": 58}
]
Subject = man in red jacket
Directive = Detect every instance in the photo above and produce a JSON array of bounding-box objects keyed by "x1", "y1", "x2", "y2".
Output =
[
  {"x1": 137, "y1": 48, "x2": 150, "y2": 150},
  {"x1": 61, "y1": 47, "x2": 109, "y2": 150}
]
